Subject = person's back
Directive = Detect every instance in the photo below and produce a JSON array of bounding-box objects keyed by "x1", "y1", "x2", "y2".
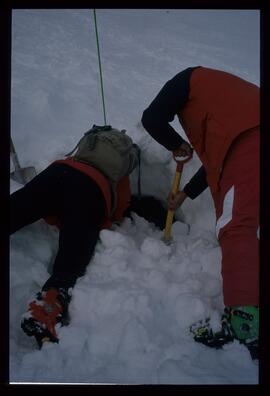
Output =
[
  {"x1": 141, "y1": 66, "x2": 260, "y2": 360},
  {"x1": 178, "y1": 66, "x2": 260, "y2": 193},
  {"x1": 10, "y1": 126, "x2": 138, "y2": 347}
]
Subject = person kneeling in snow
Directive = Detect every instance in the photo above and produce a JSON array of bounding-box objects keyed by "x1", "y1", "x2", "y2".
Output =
[
  {"x1": 141, "y1": 66, "x2": 260, "y2": 359},
  {"x1": 10, "y1": 143, "x2": 133, "y2": 346}
]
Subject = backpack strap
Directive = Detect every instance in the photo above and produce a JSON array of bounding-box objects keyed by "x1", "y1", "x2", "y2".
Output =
[{"x1": 65, "y1": 140, "x2": 81, "y2": 157}]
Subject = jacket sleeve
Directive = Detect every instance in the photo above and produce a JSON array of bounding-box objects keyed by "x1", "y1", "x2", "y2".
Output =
[
  {"x1": 183, "y1": 165, "x2": 208, "y2": 199},
  {"x1": 43, "y1": 215, "x2": 61, "y2": 229},
  {"x1": 141, "y1": 67, "x2": 198, "y2": 151}
]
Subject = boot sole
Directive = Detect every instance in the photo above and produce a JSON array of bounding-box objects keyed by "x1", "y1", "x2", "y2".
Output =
[{"x1": 21, "y1": 317, "x2": 59, "y2": 348}]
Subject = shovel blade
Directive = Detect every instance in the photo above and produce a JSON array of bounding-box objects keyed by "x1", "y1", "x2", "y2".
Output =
[
  {"x1": 162, "y1": 235, "x2": 173, "y2": 245},
  {"x1": 10, "y1": 167, "x2": 37, "y2": 185}
]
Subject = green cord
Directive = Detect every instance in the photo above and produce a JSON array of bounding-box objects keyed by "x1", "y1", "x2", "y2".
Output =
[{"x1": 93, "y1": 9, "x2": 107, "y2": 125}]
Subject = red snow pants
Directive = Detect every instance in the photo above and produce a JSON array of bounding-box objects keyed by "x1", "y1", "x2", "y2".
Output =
[{"x1": 213, "y1": 126, "x2": 260, "y2": 307}]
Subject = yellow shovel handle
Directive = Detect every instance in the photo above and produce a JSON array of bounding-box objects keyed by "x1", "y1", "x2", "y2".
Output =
[{"x1": 163, "y1": 167, "x2": 182, "y2": 241}]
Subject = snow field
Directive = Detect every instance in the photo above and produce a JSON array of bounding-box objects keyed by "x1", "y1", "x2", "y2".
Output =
[{"x1": 10, "y1": 9, "x2": 259, "y2": 383}]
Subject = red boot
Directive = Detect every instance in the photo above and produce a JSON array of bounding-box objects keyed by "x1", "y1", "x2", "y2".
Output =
[{"x1": 21, "y1": 287, "x2": 71, "y2": 348}]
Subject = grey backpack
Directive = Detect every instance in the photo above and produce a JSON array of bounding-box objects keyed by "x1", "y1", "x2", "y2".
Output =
[{"x1": 66, "y1": 124, "x2": 140, "y2": 214}]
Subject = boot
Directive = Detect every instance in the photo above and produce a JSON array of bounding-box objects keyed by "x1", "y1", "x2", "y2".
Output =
[
  {"x1": 190, "y1": 306, "x2": 259, "y2": 360},
  {"x1": 21, "y1": 287, "x2": 72, "y2": 348},
  {"x1": 228, "y1": 305, "x2": 259, "y2": 360}
]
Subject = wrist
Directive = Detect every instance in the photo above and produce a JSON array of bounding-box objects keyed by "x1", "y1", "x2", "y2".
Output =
[{"x1": 176, "y1": 191, "x2": 187, "y2": 205}]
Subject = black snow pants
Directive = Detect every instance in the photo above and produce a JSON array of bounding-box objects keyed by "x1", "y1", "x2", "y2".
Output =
[{"x1": 10, "y1": 162, "x2": 107, "y2": 290}]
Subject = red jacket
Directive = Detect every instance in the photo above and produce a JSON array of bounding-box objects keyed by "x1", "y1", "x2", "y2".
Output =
[
  {"x1": 178, "y1": 67, "x2": 260, "y2": 193},
  {"x1": 45, "y1": 158, "x2": 131, "y2": 230}
]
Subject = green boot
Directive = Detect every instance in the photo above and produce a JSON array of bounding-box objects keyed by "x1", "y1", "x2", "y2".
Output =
[
  {"x1": 227, "y1": 305, "x2": 259, "y2": 359},
  {"x1": 190, "y1": 306, "x2": 259, "y2": 360}
]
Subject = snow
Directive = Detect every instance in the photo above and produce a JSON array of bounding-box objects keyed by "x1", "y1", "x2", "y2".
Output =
[{"x1": 10, "y1": 9, "x2": 259, "y2": 384}]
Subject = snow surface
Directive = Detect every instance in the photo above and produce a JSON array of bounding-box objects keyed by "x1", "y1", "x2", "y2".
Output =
[{"x1": 10, "y1": 9, "x2": 260, "y2": 384}]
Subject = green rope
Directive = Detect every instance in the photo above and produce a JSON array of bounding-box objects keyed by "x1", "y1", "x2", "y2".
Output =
[{"x1": 93, "y1": 9, "x2": 107, "y2": 125}]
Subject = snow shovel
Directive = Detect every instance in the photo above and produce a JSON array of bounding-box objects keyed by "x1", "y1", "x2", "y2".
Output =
[
  {"x1": 163, "y1": 154, "x2": 192, "y2": 244},
  {"x1": 10, "y1": 137, "x2": 37, "y2": 185}
]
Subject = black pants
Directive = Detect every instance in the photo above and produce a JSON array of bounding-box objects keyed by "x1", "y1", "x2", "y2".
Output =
[{"x1": 10, "y1": 163, "x2": 106, "y2": 290}]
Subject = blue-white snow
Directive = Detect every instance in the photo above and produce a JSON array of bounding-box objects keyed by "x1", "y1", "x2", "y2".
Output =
[{"x1": 10, "y1": 9, "x2": 260, "y2": 384}]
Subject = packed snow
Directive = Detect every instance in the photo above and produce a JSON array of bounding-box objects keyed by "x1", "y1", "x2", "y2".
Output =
[{"x1": 10, "y1": 9, "x2": 260, "y2": 384}]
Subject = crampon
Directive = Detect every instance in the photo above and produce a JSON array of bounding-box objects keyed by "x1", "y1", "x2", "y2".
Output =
[
  {"x1": 190, "y1": 307, "x2": 259, "y2": 360},
  {"x1": 190, "y1": 316, "x2": 234, "y2": 349},
  {"x1": 21, "y1": 316, "x2": 59, "y2": 348}
]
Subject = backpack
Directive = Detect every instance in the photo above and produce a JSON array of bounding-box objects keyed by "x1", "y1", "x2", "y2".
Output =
[{"x1": 66, "y1": 124, "x2": 140, "y2": 214}]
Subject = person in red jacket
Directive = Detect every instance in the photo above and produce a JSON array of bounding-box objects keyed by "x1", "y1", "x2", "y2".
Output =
[
  {"x1": 10, "y1": 157, "x2": 132, "y2": 346},
  {"x1": 142, "y1": 66, "x2": 260, "y2": 359}
]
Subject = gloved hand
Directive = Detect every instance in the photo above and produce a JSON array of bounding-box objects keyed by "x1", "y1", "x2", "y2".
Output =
[
  {"x1": 173, "y1": 141, "x2": 193, "y2": 159},
  {"x1": 167, "y1": 190, "x2": 187, "y2": 211}
]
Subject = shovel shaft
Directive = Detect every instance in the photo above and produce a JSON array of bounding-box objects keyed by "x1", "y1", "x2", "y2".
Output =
[
  {"x1": 10, "y1": 138, "x2": 22, "y2": 171},
  {"x1": 163, "y1": 167, "x2": 182, "y2": 242},
  {"x1": 164, "y1": 211, "x2": 175, "y2": 241},
  {"x1": 171, "y1": 165, "x2": 182, "y2": 195},
  {"x1": 10, "y1": 137, "x2": 37, "y2": 185}
]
